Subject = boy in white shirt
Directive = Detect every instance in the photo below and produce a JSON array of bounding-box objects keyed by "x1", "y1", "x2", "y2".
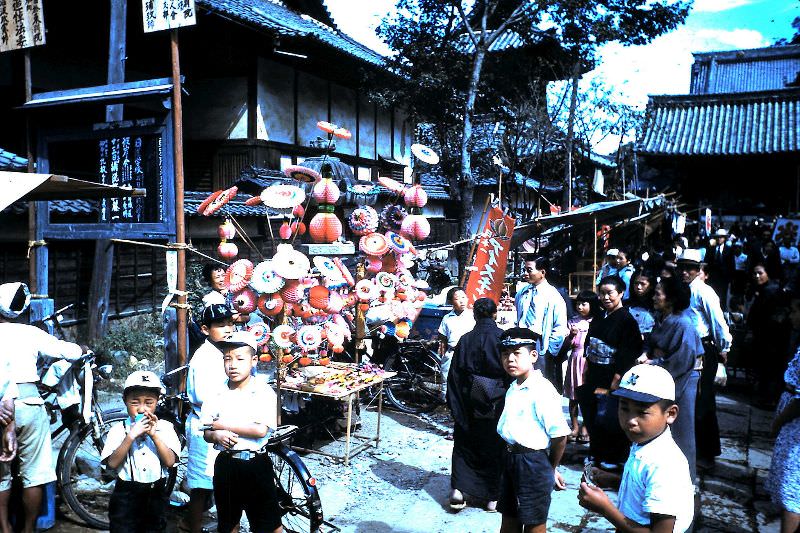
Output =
[
  {"x1": 0, "y1": 354, "x2": 18, "y2": 464},
  {"x1": 438, "y1": 287, "x2": 475, "y2": 397},
  {"x1": 101, "y1": 371, "x2": 181, "y2": 533},
  {"x1": 202, "y1": 332, "x2": 281, "y2": 533},
  {"x1": 496, "y1": 327, "x2": 570, "y2": 532},
  {"x1": 578, "y1": 364, "x2": 695, "y2": 532}
]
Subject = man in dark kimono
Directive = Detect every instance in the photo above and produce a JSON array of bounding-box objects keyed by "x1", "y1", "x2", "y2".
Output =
[{"x1": 447, "y1": 298, "x2": 509, "y2": 512}]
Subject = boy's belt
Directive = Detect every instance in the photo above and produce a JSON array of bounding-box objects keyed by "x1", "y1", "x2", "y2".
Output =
[
  {"x1": 223, "y1": 449, "x2": 266, "y2": 461},
  {"x1": 506, "y1": 443, "x2": 543, "y2": 454}
]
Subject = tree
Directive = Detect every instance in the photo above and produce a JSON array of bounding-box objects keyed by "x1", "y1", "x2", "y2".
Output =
[{"x1": 775, "y1": 16, "x2": 800, "y2": 46}]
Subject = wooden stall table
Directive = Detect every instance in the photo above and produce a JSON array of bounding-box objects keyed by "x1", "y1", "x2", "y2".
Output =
[{"x1": 279, "y1": 363, "x2": 395, "y2": 465}]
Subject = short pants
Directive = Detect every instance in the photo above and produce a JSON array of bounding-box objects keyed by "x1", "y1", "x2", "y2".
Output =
[
  {"x1": 497, "y1": 448, "x2": 553, "y2": 526},
  {"x1": 0, "y1": 401, "x2": 57, "y2": 491},
  {"x1": 213, "y1": 451, "x2": 281, "y2": 533},
  {"x1": 109, "y1": 478, "x2": 168, "y2": 533}
]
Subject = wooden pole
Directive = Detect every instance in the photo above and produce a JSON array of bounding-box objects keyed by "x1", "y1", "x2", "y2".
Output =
[
  {"x1": 459, "y1": 194, "x2": 492, "y2": 287},
  {"x1": 24, "y1": 50, "x2": 36, "y2": 292},
  {"x1": 171, "y1": 30, "x2": 188, "y2": 384},
  {"x1": 593, "y1": 216, "x2": 598, "y2": 288}
]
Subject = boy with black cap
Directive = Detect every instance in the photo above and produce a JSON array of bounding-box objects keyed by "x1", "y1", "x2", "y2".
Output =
[
  {"x1": 101, "y1": 371, "x2": 181, "y2": 532},
  {"x1": 578, "y1": 364, "x2": 694, "y2": 532},
  {"x1": 496, "y1": 327, "x2": 571, "y2": 533},
  {"x1": 202, "y1": 331, "x2": 280, "y2": 533},
  {"x1": 184, "y1": 303, "x2": 235, "y2": 533}
]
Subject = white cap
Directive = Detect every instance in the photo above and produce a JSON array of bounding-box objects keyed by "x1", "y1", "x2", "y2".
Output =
[
  {"x1": 606, "y1": 248, "x2": 619, "y2": 256},
  {"x1": 123, "y1": 371, "x2": 165, "y2": 395},
  {"x1": 612, "y1": 364, "x2": 675, "y2": 403},
  {"x1": 219, "y1": 330, "x2": 258, "y2": 352},
  {"x1": 0, "y1": 282, "x2": 30, "y2": 319},
  {"x1": 676, "y1": 248, "x2": 704, "y2": 265}
]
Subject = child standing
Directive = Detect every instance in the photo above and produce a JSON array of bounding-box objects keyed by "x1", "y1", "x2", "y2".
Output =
[
  {"x1": 202, "y1": 332, "x2": 281, "y2": 533},
  {"x1": 496, "y1": 327, "x2": 571, "y2": 533},
  {"x1": 184, "y1": 303, "x2": 234, "y2": 533},
  {"x1": 101, "y1": 371, "x2": 181, "y2": 533},
  {"x1": 563, "y1": 291, "x2": 598, "y2": 443},
  {"x1": 578, "y1": 364, "x2": 695, "y2": 532}
]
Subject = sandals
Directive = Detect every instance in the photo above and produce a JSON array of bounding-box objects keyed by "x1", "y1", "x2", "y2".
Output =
[{"x1": 449, "y1": 489, "x2": 466, "y2": 511}]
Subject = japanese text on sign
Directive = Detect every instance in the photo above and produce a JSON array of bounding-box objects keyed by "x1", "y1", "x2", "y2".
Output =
[
  {"x1": 141, "y1": 0, "x2": 196, "y2": 33},
  {"x1": 0, "y1": 0, "x2": 45, "y2": 53},
  {"x1": 465, "y1": 207, "x2": 515, "y2": 305}
]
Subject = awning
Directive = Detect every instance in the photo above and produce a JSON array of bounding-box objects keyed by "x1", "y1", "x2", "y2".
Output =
[
  {"x1": 0, "y1": 172, "x2": 146, "y2": 212},
  {"x1": 511, "y1": 196, "x2": 665, "y2": 248}
]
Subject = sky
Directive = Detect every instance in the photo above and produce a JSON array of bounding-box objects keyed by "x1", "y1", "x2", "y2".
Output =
[{"x1": 325, "y1": 0, "x2": 799, "y2": 153}]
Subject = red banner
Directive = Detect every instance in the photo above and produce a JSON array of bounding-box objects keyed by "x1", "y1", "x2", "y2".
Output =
[{"x1": 465, "y1": 207, "x2": 515, "y2": 305}]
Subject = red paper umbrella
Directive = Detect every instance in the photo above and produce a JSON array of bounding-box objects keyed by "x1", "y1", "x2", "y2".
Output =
[
  {"x1": 204, "y1": 186, "x2": 238, "y2": 216},
  {"x1": 411, "y1": 143, "x2": 440, "y2": 165},
  {"x1": 309, "y1": 213, "x2": 342, "y2": 243},
  {"x1": 261, "y1": 184, "x2": 306, "y2": 211},
  {"x1": 197, "y1": 190, "x2": 222, "y2": 214},
  {"x1": 359, "y1": 232, "x2": 390, "y2": 256},
  {"x1": 297, "y1": 325, "x2": 323, "y2": 351},
  {"x1": 248, "y1": 322, "x2": 270, "y2": 346},
  {"x1": 244, "y1": 196, "x2": 263, "y2": 206},
  {"x1": 257, "y1": 293, "x2": 284, "y2": 317},
  {"x1": 378, "y1": 176, "x2": 405, "y2": 194},
  {"x1": 317, "y1": 121, "x2": 337, "y2": 134},
  {"x1": 283, "y1": 165, "x2": 322, "y2": 183},
  {"x1": 233, "y1": 287, "x2": 258, "y2": 314},
  {"x1": 333, "y1": 127, "x2": 352, "y2": 140},
  {"x1": 225, "y1": 259, "x2": 254, "y2": 292},
  {"x1": 271, "y1": 324, "x2": 295, "y2": 349}
]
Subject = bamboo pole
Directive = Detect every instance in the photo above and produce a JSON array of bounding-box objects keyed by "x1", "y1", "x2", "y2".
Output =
[
  {"x1": 593, "y1": 216, "x2": 598, "y2": 288},
  {"x1": 459, "y1": 194, "x2": 492, "y2": 287}
]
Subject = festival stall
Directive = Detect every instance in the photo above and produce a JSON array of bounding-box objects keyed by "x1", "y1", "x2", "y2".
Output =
[{"x1": 194, "y1": 121, "x2": 435, "y2": 462}]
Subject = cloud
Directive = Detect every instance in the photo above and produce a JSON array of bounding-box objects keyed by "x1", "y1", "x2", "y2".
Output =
[{"x1": 691, "y1": 0, "x2": 756, "y2": 13}]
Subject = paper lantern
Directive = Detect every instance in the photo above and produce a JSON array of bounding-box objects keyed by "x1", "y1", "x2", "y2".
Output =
[
  {"x1": 403, "y1": 185, "x2": 428, "y2": 208},
  {"x1": 313, "y1": 178, "x2": 340, "y2": 205},
  {"x1": 280, "y1": 280, "x2": 304, "y2": 303},
  {"x1": 293, "y1": 204, "x2": 306, "y2": 218},
  {"x1": 279, "y1": 221, "x2": 292, "y2": 240},
  {"x1": 308, "y1": 285, "x2": 331, "y2": 310},
  {"x1": 290, "y1": 221, "x2": 306, "y2": 236},
  {"x1": 400, "y1": 214, "x2": 431, "y2": 241},
  {"x1": 218, "y1": 220, "x2": 236, "y2": 240},
  {"x1": 309, "y1": 213, "x2": 342, "y2": 243},
  {"x1": 217, "y1": 241, "x2": 238, "y2": 260}
]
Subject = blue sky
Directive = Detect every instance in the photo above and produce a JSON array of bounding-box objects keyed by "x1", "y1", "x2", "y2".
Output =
[{"x1": 325, "y1": 0, "x2": 799, "y2": 152}]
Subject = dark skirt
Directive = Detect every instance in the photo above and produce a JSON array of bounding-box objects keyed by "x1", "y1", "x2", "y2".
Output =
[{"x1": 451, "y1": 420, "x2": 505, "y2": 501}]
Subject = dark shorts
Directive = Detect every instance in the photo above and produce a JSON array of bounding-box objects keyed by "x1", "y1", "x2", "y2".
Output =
[
  {"x1": 109, "y1": 478, "x2": 168, "y2": 533},
  {"x1": 213, "y1": 452, "x2": 281, "y2": 533},
  {"x1": 497, "y1": 449, "x2": 553, "y2": 526}
]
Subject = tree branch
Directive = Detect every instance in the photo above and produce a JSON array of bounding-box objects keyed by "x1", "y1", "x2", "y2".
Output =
[{"x1": 454, "y1": 1, "x2": 479, "y2": 47}]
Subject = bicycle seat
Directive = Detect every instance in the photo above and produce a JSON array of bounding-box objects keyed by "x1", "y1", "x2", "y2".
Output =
[{"x1": 268, "y1": 425, "x2": 299, "y2": 445}]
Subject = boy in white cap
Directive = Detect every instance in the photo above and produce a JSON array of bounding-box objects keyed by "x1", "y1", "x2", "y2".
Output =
[
  {"x1": 0, "y1": 282, "x2": 86, "y2": 533},
  {"x1": 101, "y1": 371, "x2": 181, "y2": 533},
  {"x1": 578, "y1": 364, "x2": 695, "y2": 532},
  {"x1": 201, "y1": 331, "x2": 280, "y2": 533}
]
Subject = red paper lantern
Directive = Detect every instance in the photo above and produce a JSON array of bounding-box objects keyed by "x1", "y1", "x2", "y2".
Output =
[
  {"x1": 218, "y1": 220, "x2": 236, "y2": 240},
  {"x1": 403, "y1": 185, "x2": 428, "y2": 208},
  {"x1": 313, "y1": 178, "x2": 340, "y2": 205},
  {"x1": 280, "y1": 280, "x2": 304, "y2": 303},
  {"x1": 217, "y1": 241, "x2": 238, "y2": 260},
  {"x1": 279, "y1": 221, "x2": 292, "y2": 240},
  {"x1": 308, "y1": 285, "x2": 331, "y2": 310},
  {"x1": 290, "y1": 221, "x2": 306, "y2": 236},
  {"x1": 293, "y1": 204, "x2": 305, "y2": 218},
  {"x1": 309, "y1": 213, "x2": 342, "y2": 243},
  {"x1": 400, "y1": 214, "x2": 431, "y2": 241}
]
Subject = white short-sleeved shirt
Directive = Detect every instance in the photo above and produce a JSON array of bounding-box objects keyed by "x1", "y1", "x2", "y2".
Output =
[
  {"x1": 100, "y1": 418, "x2": 182, "y2": 483},
  {"x1": 186, "y1": 340, "x2": 227, "y2": 418},
  {"x1": 1, "y1": 323, "x2": 83, "y2": 384},
  {"x1": 0, "y1": 354, "x2": 17, "y2": 401},
  {"x1": 200, "y1": 377, "x2": 277, "y2": 454},
  {"x1": 618, "y1": 428, "x2": 695, "y2": 533},
  {"x1": 202, "y1": 290, "x2": 227, "y2": 307},
  {"x1": 497, "y1": 370, "x2": 571, "y2": 450},
  {"x1": 438, "y1": 310, "x2": 475, "y2": 350}
]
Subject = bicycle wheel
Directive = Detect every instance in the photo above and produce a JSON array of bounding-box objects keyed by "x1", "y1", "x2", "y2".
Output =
[
  {"x1": 384, "y1": 346, "x2": 443, "y2": 414},
  {"x1": 57, "y1": 409, "x2": 127, "y2": 529},
  {"x1": 269, "y1": 444, "x2": 323, "y2": 533}
]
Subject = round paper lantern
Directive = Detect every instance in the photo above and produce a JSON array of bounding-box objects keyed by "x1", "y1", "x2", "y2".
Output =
[
  {"x1": 232, "y1": 287, "x2": 258, "y2": 314},
  {"x1": 313, "y1": 178, "x2": 340, "y2": 205},
  {"x1": 400, "y1": 214, "x2": 431, "y2": 241},
  {"x1": 257, "y1": 293, "x2": 283, "y2": 317},
  {"x1": 290, "y1": 221, "x2": 306, "y2": 236},
  {"x1": 218, "y1": 220, "x2": 236, "y2": 240},
  {"x1": 309, "y1": 213, "x2": 342, "y2": 243},
  {"x1": 308, "y1": 285, "x2": 331, "y2": 310},
  {"x1": 279, "y1": 221, "x2": 292, "y2": 240},
  {"x1": 403, "y1": 185, "x2": 428, "y2": 208},
  {"x1": 293, "y1": 204, "x2": 305, "y2": 218},
  {"x1": 349, "y1": 206, "x2": 379, "y2": 236},
  {"x1": 280, "y1": 280, "x2": 304, "y2": 303},
  {"x1": 217, "y1": 241, "x2": 238, "y2": 260}
]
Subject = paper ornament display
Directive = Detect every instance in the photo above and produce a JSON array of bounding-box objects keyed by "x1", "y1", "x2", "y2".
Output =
[
  {"x1": 400, "y1": 214, "x2": 431, "y2": 241},
  {"x1": 309, "y1": 212, "x2": 342, "y2": 243},
  {"x1": 348, "y1": 206, "x2": 379, "y2": 236}
]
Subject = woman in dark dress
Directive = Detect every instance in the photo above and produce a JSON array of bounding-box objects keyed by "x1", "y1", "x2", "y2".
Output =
[
  {"x1": 642, "y1": 276, "x2": 703, "y2": 481},
  {"x1": 446, "y1": 298, "x2": 508, "y2": 512},
  {"x1": 577, "y1": 275, "x2": 643, "y2": 468}
]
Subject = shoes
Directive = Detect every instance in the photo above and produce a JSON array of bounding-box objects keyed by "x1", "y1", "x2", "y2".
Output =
[
  {"x1": 444, "y1": 432, "x2": 454, "y2": 441},
  {"x1": 449, "y1": 489, "x2": 466, "y2": 511},
  {"x1": 485, "y1": 500, "x2": 497, "y2": 513},
  {"x1": 696, "y1": 458, "x2": 715, "y2": 472}
]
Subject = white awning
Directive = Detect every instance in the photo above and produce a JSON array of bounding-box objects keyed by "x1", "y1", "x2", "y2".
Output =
[{"x1": 0, "y1": 172, "x2": 145, "y2": 212}]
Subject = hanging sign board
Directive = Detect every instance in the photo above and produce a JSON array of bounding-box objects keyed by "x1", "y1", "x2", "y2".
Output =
[
  {"x1": 465, "y1": 207, "x2": 515, "y2": 305},
  {"x1": 141, "y1": 0, "x2": 196, "y2": 33},
  {"x1": 0, "y1": 0, "x2": 46, "y2": 53}
]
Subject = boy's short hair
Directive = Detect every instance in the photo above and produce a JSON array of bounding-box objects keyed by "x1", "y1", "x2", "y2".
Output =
[
  {"x1": 218, "y1": 331, "x2": 258, "y2": 354},
  {"x1": 123, "y1": 370, "x2": 165, "y2": 398},
  {"x1": 202, "y1": 263, "x2": 226, "y2": 284},
  {"x1": 473, "y1": 297, "x2": 496, "y2": 319},
  {"x1": 201, "y1": 303, "x2": 235, "y2": 326},
  {"x1": 446, "y1": 286, "x2": 465, "y2": 304},
  {"x1": 499, "y1": 327, "x2": 541, "y2": 352},
  {"x1": 612, "y1": 364, "x2": 675, "y2": 403}
]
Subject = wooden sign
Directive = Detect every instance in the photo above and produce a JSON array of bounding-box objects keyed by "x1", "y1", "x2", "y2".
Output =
[
  {"x1": 0, "y1": 0, "x2": 45, "y2": 53},
  {"x1": 141, "y1": 0, "x2": 196, "y2": 33},
  {"x1": 465, "y1": 207, "x2": 515, "y2": 305}
]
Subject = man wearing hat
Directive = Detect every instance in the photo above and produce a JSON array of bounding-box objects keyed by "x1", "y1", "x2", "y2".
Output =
[
  {"x1": 705, "y1": 228, "x2": 735, "y2": 309},
  {"x1": 676, "y1": 250, "x2": 732, "y2": 471},
  {"x1": 0, "y1": 282, "x2": 87, "y2": 533}
]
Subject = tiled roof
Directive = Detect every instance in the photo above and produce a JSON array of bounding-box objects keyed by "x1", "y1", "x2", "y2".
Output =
[
  {"x1": 0, "y1": 148, "x2": 27, "y2": 171},
  {"x1": 690, "y1": 45, "x2": 800, "y2": 95},
  {"x1": 196, "y1": 0, "x2": 385, "y2": 66},
  {"x1": 640, "y1": 89, "x2": 800, "y2": 156},
  {"x1": 458, "y1": 29, "x2": 545, "y2": 53}
]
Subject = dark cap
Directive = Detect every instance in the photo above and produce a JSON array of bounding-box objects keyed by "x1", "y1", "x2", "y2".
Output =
[
  {"x1": 201, "y1": 303, "x2": 235, "y2": 326},
  {"x1": 499, "y1": 327, "x2": 541, "y2": 349}
]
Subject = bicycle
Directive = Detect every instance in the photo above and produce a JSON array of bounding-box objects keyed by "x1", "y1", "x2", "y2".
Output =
[{"x1": 381, "y1": 339, "x2": 445, "y2": 414}]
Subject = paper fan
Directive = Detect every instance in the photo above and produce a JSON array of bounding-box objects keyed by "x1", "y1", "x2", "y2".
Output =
[
  {"x1": 271, "y1": 324, "x2": 295, "y2": 349},
  {"x1": 248, "y1": 323, "x2": 271, "y2": 346},
  {"x1": 359, "y1": 233, "x2": 390, "y2": 257},
  {"x1": 261, "y1": 184, "x2": 306, "y2": 211},
  {"x1": 378, "y1": 176, "x2": 405, "y2": 194},
  {"x1": 251, "y1": 260, "x2": 286, "y2": 294},
  {"x1": 411, "y1": 143, "x2": 440, "y2": 165},
  {"x1": 313, "y1": 256, "x2": 344, "y2": 283},
  {"x1": 283, "y1": 165, "x2": 321, "y2": 183},
  {"x1": 297, "y1": 325, "x2": 323, "y2": 351},
  {"x1": 225, "y1": 259, "x2": 254, "y2": 292},
  {"x1": 385, "y1": 231, "x2": 413, "y2": 255}
]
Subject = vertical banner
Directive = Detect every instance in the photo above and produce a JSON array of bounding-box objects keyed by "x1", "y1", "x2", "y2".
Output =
[
  {"x1": 0, "y1": 0, "x2": 46, "y2": 53},
  {"x1": 465, "y1": 207, "x2": 515, "y2": 305},
  {"x1": 141, "y1": 0, "x2": 196, "y2": 33}
]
